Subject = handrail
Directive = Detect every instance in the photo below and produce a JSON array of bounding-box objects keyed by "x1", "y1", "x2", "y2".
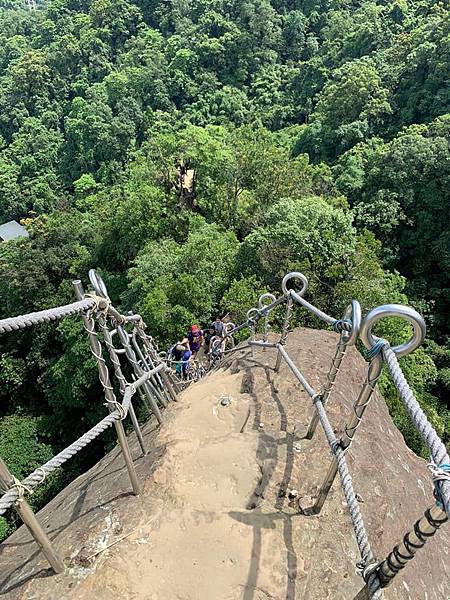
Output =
[
  {"x1": 0, "y1": 274, "x2": 178, "y2": 574},
  {"x1": 0, "y1": 298, "x2": 96, "y2": 334},
  {"x1": 203, "y1": 270, "x2": 447, "y2": 599}
]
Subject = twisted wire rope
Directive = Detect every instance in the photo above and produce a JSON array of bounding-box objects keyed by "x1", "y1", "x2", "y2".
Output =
[
  {"x1": 313, "y1": 396, "x2": 383, "y2": 599},
  {"x1": 382, "y1": 345, "x2": 450, "y2": 517},
  {"x1": 0, "y1": 410, "x2": 121, "y2": 515},
  {"x1": 0, "y1": 299, "x2": 96, "y2": 334},
  {"x1": 97, "y1": 312, "x2": 128, "y2": 395}
]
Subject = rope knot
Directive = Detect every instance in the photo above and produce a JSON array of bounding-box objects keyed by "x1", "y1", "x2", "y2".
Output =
[
  {"x1": 311, "y1": 393, "x2": 322, "y2": 404},
  {"x1": 104, "y1": 400, "x2": 127, "y2": 421},
  {"x1": 363, "y1": 338, "x2": 389, "y2": 360},
  {"x1": 134, "y1": 317, "x2": 146, "y2": 331},
  {"x1": 34, "y1": 468, "x2": 46, "y2": 485},
  {"x1": 11, "y1": 477, "x2": 33, "y2": 503},
  {"x1": 330, "y1": 439, "x2": 341, "y2": 454},
  {"x1": 85, "y1": 292, "x2": 110, "y2": 316},
  {"x1": 247, "y1": 314, "x2": 261, "y2": 328},
  {"x1": 428, "y1": 462, "x2": 450, "y2": 509}
]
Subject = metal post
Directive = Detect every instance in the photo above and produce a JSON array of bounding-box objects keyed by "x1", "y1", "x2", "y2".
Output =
[
  {"x1": 130, "y1": 332, "x2": 168, "y2": 407},
  {"x1": 155, "y1": 365, "x2": 178, "y2": 403},
  {"x1": 258, "y1": 293, "x2": 277, "y2": 352},
  {"x1": 97, "y1": 313, "x2": 147, "y2": 456},
  {"x1": 73, "y1": 281, "x2": 141, "y2": 496},
  {"x1": 130, "y1": 323, "x2": 165, "y2": 390},
  {"x1": 258, "y1": 293, "x2": 276, "y2": 352},
  {"x1": 0, "y1": 458, "x2": 65, "y2": 573},
  {"x1": 136, "y1": 327, "x2": 178, "y2": 403},
  {"x1": 275, "y1": 296, "x2": 293, "y2": 373},
  {"x1": 301, "y1": 300, "x2": 361, "y2": 440},
  {"x1": 353, "y1": 586, "x2": 370, "y2": 600},
  {"x1": 376, "y1": 503, "x2": 448, "y2": 587},
  {"x1": 301, "y1": 332, "x2": 349, "y2": 440},
  {"x1": 263, "y1": 316, "x2": 268, "y2": 352},
  {"x1": 250, "y1": 322, "x2": 256, "y2": 358},
  {"x1": 245, "y1": 308, "x2": 260, "y2": 359},
  {"x1": 115, "y1": 324, "x2": 164, "y2": 424},
  {"x1": 303, "y1": 355, "x2": 383, "y2": 515}
]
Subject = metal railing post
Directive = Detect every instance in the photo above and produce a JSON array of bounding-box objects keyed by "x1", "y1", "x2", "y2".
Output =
[
  {"x1": 258, "y1": 293, "x2": 276, "y2": 352},
  {"x1": 96, "y1": 313, "x2": 147, "y2": 456},
  {"x1": 0, "y1": 458, "x2": 65, "y2": 573},
  {"x1": 300, "y1": 300, "x2": 361, "y2": 440},
  {"x1": 136, "y1": 326, "x2": 178, "y2": 402},
  {"x1": 129, "y1": 331, "x2": 168, "y2": 408},
  {"x1": 301, "y1": 333, "x2": 348, "y2": 439},
  {"x1": 115, "y1": 323, "x2": 164, "y2": 424},
  {"x1": 157, "y1": 365, "x2": 178, "y2": 403},
  {"x1": 244, "y1": 309, "x2": 260, "y2": 359},
  {"x1": 251, "y1": 322, "x2": 256, "y2": 358},
  {"x1": 302, "y1": 355, "x2": 383, "y2": 515},
  {"x1": 275, "y1": 272, "x2": 309, "y2": 372},
  {"x1": 275, "y1": 296, "x2": 293, "y2": 372},
  {"x1": 73, "y1": 280, "x2": 141, "y2": 495}
]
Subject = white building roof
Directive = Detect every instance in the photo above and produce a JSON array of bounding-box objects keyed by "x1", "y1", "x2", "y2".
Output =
[{"x1": 0, "y1": 220, "x2": 29, "y2": 241}]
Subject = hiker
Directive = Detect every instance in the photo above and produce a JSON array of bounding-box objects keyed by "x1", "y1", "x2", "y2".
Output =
[
  {"x1": 212, "y1": 316, "x2": 225, "y2": 338},
  {"x1": 208, "y1": 316, "x2": 225, "y2": 352},
  {"x1": 187, "y1": 324, "x2": 204, "y2": 357},
  {"x1": 203, "y1": 326, "x2": 215, "y2": 350},
  {"x1": 180, "y1": 345, "x2": 193, "y2": 379},
  {"x1": 169, "y1": 340, "x2": 189, "y2": 376},
  {"x1": 169, "y1": 340, "x2": 186, "y2": 362}
]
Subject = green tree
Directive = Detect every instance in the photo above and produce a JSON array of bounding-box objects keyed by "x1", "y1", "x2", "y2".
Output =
[
  {"x1": 0, "y1": 117, "x2": 63, "y2": 220},
  {"x1": 294, "y1": 60, "x2": 392, "y2": 161},
  {"x1": 220, "y1": 275, "x2": 268, "y2": 338}
]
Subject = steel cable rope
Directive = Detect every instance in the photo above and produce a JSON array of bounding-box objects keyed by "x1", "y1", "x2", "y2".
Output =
[{"x1": 0, "y1": 298, "x2": 96, "y2": 334}]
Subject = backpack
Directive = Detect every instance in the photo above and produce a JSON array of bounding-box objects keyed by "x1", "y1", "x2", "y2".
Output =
[{"x1": 172, "y1": 344, "x2": 185, "y2": 361}]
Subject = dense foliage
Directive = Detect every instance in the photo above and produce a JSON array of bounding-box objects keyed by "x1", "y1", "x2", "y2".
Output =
[{"x1": 0, "y1": 0, "x2": 449, "y2": 537}]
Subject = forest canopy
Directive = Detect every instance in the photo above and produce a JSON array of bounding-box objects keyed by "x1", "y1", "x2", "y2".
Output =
[{"x1": 0, "y1": 0, "x2": 449, "y2": 538}]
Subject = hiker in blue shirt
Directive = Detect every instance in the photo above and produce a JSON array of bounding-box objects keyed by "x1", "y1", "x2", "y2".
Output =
[{"x1": 181, "y1": 347, "x2": 193, "y2": 379}]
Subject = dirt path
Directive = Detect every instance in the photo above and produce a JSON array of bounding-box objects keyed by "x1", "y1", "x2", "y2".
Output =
[{"x1": 69, "y1": 368, "x2": 270, "y2": 600}]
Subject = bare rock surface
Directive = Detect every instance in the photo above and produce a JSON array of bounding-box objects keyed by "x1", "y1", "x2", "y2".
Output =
[{"x1": 1, "y1": 327, "x2": 449, "y2": 600}]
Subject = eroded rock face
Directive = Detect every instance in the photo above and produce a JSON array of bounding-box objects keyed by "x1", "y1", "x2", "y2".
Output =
[{"x1": 1, "y1": 328, "x2": 449, "y2": 600}]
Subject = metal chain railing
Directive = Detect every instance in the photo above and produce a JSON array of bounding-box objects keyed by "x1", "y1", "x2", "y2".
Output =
[{"x1": 96, "y1": 311, "x2": 147, "y2": 456}]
